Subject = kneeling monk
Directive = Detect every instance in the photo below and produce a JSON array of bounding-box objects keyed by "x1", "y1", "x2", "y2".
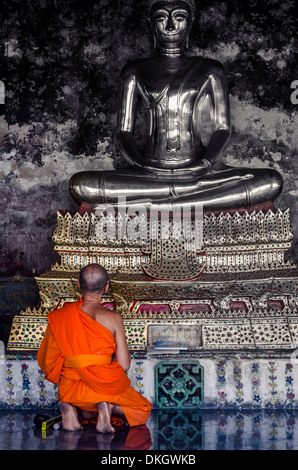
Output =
[{"x1": 37, "y1": 263, "x2": 152, "y2": 432}]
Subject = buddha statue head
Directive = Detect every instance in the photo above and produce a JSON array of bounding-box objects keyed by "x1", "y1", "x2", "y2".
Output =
[{"x1": 146, "y1": 0, "x2": 196, "y2": 53}]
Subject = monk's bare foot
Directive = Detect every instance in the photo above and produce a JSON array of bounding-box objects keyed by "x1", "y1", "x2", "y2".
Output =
[
  {"x1": 59, "y1": 402, "x2": 83, "y2": 431},
  {"x1": 96, "y1": 402, "x2": 115, "y2": 434}
]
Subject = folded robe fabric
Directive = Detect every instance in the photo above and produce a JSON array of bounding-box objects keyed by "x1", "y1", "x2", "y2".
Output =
[{"x1": 37, "y1": 299, "x2": 152, "y2": 427}]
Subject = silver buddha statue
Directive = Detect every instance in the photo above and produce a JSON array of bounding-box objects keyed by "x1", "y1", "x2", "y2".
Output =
[{"x1": 69, "y1": 0, "x2": 283, "y2": 212}]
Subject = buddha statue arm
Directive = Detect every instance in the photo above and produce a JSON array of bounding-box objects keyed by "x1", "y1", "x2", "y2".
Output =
[
  {"x1": 116, "y1": 130, "x2": 145, "y2": 169},
  {"x1": 201, "y1": 129, "x2": 230, "y2": 170},
  {"x1": 116, "y1": 67, "x2": 146, "y2": 169},
  {"x1": 191, "y1": 68, "x2": 231, "y2": 171}
]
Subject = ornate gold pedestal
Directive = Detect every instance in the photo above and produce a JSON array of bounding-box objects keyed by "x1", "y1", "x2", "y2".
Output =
[{"x1": 7, "y1": 206, "x2": 298, "y2": 353}]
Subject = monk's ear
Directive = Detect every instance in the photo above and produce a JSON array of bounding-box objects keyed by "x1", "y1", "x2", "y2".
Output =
[
  {"x1": 77, "y1": 280, "x2": 81, "y2": 290},
  {"x1": 104, "y1": 282, "x2": 109, "y2": 294}
]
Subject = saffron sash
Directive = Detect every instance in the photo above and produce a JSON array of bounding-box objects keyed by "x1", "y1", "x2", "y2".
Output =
[{"x1": 64, "y1": 354, "x2": 112, "y2": 369}]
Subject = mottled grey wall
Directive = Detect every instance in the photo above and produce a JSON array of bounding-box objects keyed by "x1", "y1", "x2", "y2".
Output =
[{"x1": 0, "y1": 0, "x2": 297, "y2": 275}]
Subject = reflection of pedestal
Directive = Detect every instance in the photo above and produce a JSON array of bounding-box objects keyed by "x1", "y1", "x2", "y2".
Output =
[{"x1": 7, "y1": 205, "x2": 298, "y2": 353}]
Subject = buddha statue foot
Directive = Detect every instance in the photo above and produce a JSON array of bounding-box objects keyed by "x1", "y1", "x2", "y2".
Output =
[{"x1": 69, "y1": 167, "x2": 283, "y2": 214}]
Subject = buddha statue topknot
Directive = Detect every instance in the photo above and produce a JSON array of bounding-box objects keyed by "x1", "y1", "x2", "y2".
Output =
[{"x1": 69, "y1": 0, "x2": 283, "y2": 212}]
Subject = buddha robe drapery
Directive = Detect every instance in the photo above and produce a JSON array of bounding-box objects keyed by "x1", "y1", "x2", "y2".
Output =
[{"x1": 36, "y1": 300, "x2": 152, "y2": 427}]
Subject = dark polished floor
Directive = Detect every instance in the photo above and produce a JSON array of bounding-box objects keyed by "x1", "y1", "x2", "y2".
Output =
[{"x1": 0, "y1": 408, "x2": 298, "y2": 451}]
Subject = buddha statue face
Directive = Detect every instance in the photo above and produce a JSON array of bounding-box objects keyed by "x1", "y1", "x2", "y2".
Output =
[{"x1": 149, "y1": 1, "x2": 193, "y2": 51}]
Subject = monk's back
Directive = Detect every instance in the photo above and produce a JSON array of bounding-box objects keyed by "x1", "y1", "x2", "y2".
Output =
[{"x1": 80, "y1": 304, "x2": 120, "y2": 337}]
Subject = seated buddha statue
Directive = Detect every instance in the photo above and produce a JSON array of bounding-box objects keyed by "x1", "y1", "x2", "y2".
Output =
[{"x1": 69, "y1": 0, "x2": 283, "y2": 212}]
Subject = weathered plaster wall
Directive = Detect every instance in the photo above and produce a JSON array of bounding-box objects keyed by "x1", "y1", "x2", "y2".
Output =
[{"x1": 0, "y1": 0, "x2": 297, "y2": 275}]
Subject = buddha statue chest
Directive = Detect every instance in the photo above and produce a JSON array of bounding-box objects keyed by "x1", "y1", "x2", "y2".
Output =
[{"x1": 137, "y1": 57, "x2": 212, "y2": 166}]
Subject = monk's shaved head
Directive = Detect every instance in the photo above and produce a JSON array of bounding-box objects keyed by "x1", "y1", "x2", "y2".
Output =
[{"x1": 79, "y1": 264, "x2": 109, "y2": 294}]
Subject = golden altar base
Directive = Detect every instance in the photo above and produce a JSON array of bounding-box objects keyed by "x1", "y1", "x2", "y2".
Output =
[{"x1": 7, "y1": 206, "x2": 298, "y2": 353}]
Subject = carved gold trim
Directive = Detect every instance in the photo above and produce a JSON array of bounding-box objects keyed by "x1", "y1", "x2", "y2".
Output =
[
  {"x1": 50, "y1": 209, "x2": 296, "y2": 276},
  {"x1": 7, "y1": 315, "x2": 298, "y2": 352},
  {"x1": 6, "y1": 208, "x2": 298, "y2": 353}
]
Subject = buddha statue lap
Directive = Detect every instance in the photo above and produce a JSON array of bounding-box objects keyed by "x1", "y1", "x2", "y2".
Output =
[{"x1": 69, "y1": 0, "x2": 283, "y2": 213}]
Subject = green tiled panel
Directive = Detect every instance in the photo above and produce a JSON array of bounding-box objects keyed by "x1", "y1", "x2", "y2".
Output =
[{"x1": 154, "y1": 361, "x2": 204, "y2": 408}]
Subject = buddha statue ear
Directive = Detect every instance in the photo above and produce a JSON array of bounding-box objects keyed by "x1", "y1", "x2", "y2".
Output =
[
  {"x1": 148, "y1": 17, "x2": 158, "y2": 49},
  {"x1": 185, "y1": 17, "x2": 195, "y2": 50},
  {"x1": 185, "y1": 35, "x2": 189, "y2": 50}
]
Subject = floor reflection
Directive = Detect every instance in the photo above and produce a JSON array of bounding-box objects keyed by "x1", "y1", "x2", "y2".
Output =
[
  {"x1": 154, "y1": 409, "x2": 203, "y2": 450},
  {"x1": 1, "y1": 408, "x2": 298, "y2": 450}
]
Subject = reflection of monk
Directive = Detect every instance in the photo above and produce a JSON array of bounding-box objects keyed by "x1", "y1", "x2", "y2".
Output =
[
  {"x1": 60, "y1": 423, "x2": 152, "y2": 451},
  {"x1": 37, "y1": 264, "x2": 152, "y2": 433},
  {"x1": 69, "y1": 0, "x2": 283, "y2": 212}
]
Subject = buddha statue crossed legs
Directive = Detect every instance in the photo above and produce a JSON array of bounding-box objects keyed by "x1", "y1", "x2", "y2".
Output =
[{"x1": 69, "y1": 0, "x2": 282, "y2": 212}]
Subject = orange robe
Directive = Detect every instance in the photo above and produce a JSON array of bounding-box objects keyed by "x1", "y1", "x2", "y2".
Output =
[{"x1": 36, "y1": 300, "x2": 152, "y2": 427}]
